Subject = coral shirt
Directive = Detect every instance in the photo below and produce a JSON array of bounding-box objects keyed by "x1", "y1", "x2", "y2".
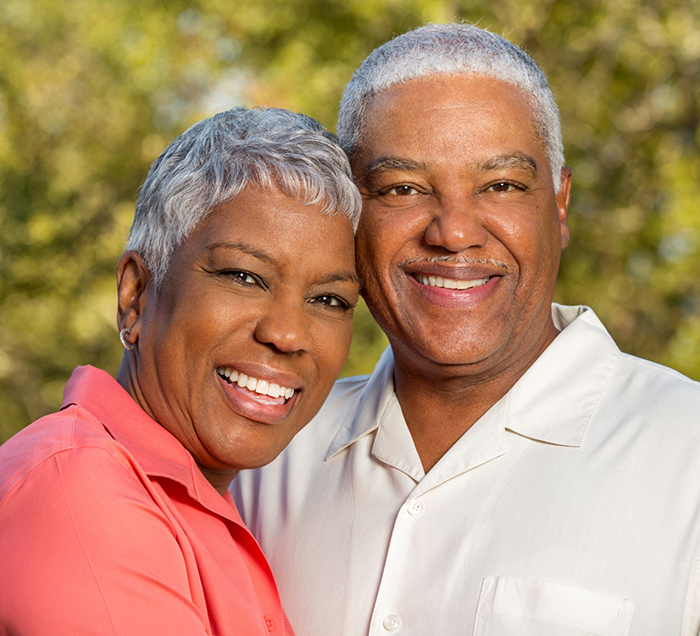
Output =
[{"x1": 0, "y1": 365, "x2": 293, "y2": 636}]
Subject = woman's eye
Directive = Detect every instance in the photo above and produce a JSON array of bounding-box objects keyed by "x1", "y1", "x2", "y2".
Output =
[
  {"x1": 222, "y1": 270, "x2": 258, "y2": 286},
  {"x1": 310, "y1": 295, "x2": 352, "y2": 311}
]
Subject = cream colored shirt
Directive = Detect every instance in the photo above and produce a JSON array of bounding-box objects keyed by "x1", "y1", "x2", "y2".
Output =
[{"x1": 233, "y1": 305, "x2": 700, "y2": 636}]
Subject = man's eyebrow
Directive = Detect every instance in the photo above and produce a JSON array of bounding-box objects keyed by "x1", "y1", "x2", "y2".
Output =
[
  {"x1": 359, "y1": 156, "x2": 429, "y2": 182},
  {"x1": 477, "y1": 153, "x2": 538, "y2": 175}
]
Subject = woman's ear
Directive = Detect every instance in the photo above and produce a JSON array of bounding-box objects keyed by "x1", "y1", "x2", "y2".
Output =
[{"x1": 116, "y1": 251, "x2": 152, "y2": 348}]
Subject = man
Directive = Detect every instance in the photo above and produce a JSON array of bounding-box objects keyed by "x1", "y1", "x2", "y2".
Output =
[{"x1": 232, "y1": 24, "x2": 700, "y2": 635}]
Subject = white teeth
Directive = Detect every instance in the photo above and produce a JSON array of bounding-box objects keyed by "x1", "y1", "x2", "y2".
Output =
[
  {"x1": 255, "y1": 380, "x2": 269, "y2": 395},
  {"x1": 217, "y1": 367, "x2": 296, "y2": 401},
  {"x1": 415, "y1": 274, "x2": 490, "y2": 290}
]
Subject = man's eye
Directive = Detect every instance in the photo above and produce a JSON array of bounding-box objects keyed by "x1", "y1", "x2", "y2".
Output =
[
  {"x1": 487, "y1": 182, "x2": 522, "y2": 193},
  {"x1": 380, "y1": 185, "x2": 420, "y2": 196}
]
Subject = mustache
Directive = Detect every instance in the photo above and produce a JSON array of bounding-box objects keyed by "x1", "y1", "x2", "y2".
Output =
[{"x1": 398, "y1": 255, "x2": 510, "y2": 271}]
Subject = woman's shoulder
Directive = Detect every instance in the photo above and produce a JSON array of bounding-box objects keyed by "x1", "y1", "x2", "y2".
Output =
[{"x1": 0, "y1": 404, "x2": 140, "y2": 505}]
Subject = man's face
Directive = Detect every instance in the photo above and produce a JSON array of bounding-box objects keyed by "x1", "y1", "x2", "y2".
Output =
[{"x1": 353, "y1": 73, "x2": 571, "y2": 382}]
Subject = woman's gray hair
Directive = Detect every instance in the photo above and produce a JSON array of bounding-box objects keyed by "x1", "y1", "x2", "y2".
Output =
[
  {"x1": 337, "y1": 23, "x2": 565, "y2": 190},
  {"x1": 127, "y1": 107, "x2": 361, "y2": 288}
]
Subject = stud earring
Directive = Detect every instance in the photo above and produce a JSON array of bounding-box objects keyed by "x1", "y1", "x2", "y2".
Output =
[{"x1": 119, "y1": 328, "x2": 134, "y2": 351}]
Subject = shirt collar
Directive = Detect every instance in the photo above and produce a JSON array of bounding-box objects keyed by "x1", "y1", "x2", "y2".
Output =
[
  {"x1": 327, "y1": 347, "x2": 395, "y2": 458},
  {"x1": 61, "y1": 365, "x2": 241, "y2": 523},
  {"x1": 503, "y1": 304, "x2": 619, "y2": 446},
  {"x1": 327, "y1": 304, "x2": 620, "y2": 459}
]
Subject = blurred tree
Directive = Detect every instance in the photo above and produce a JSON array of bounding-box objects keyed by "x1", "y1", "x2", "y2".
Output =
[{"x1": 1, "y1": 0, "x2": 699, "y2": 441}]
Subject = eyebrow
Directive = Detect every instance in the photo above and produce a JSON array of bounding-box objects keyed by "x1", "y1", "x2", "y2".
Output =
[
  {"x1": 319, "y1": 271, "x2": 363, "y2": 286},
  {"x1": 476, "y1": 153, "x2": 538, "y2": 176},
  {"x1": 207, "y1": 241, "x2": 361, "y2": 286},
  {"x1": 360, "y1": 156, "x2": 429, "y2": 183},
  {"x1": 208, "y1": 241, "x2": 275, "y2": 264},
  {"x1": 360, "y1": 153, "x2": 538, "y2": 182}
]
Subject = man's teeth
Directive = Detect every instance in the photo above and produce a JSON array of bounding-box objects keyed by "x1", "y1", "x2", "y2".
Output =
[
  {"x1": 216, "y1": 367, "x2": 295, "y2": 400},
  {"x1": 415, "y1": 274, "x2": 490, "y2": 290}
]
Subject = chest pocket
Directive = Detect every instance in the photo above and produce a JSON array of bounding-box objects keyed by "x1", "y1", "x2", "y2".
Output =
[{"x1": 473, "y1": 576, "x2": 634, "y2": 636}]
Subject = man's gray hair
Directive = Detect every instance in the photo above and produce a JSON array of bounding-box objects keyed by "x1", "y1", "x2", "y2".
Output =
[
  {"x1": 337, "y1": 23, "x2": 565, "y2": 190},
  {"x1": 127, "y1": 107, "x2": 361, "y2": 288}
]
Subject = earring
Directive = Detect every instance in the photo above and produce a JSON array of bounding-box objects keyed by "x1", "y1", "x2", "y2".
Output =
[{"x1": 119, "y1": 328, "x2": 134, "y2": 351}]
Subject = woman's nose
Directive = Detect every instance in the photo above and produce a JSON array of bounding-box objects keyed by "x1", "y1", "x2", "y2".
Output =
[{"x1": 254, "y1": 300, "x2": 314, "y2": 354}]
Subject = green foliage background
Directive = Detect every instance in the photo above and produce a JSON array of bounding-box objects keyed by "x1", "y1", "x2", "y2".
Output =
[{"x1": 1, "y1": 0, "x2": 699, "y2": 441}]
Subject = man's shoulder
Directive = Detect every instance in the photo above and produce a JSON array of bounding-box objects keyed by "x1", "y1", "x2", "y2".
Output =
[
  {"x1": 556, "y1": 304, "x2": 700, "y2": 404},
  {"x1": 611, "y1": 349, "x2": 700, "y2": 412}
]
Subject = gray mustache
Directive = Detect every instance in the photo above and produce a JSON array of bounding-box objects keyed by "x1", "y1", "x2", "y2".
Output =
[{"x1": 398, "y1": 256, "x2": 509, "y2": 271}]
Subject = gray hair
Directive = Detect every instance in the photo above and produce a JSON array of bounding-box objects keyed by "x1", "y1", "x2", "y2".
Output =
[
  {"x1": 337, "y1": 23, "x2": 564, "y2": 190},
  {"x1": 127, "y1": 107, "x2": 361, "y2": 288}
]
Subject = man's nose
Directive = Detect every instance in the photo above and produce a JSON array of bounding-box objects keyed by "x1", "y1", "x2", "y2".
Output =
[
  {"x1": 254, "y1": 299, "x2": 314, "y2": 354},
  {"x1": 423, "y1": 195, "x2": 488, "y2": 253}
]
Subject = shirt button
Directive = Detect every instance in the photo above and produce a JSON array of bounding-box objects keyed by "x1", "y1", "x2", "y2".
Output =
[
  {"x1": 383, "y1": 614, "x2": 401, "y2": 631},
  {"x1": 263, "y1": 615, "x2": 275, "y2": 632},
  {"x1": 407, "y1": 499, "x2": 424, "y2": 516}
]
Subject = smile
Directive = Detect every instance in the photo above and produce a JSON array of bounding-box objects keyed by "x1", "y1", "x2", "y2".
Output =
[
  {"x1": 413, "y1": 274, "x2": 491, "y2": 289},
  {"x1": 216, "y1": 366, "x2": 296, "y2": 400}
]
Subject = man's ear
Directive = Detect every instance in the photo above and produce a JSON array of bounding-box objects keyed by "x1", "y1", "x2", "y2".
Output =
[
  {"x1": 116, "y1": 251, "x2": 152, "y2": 348},
  {"x1": 557, "y1": 167, "x2": 572, "y2": 250}
]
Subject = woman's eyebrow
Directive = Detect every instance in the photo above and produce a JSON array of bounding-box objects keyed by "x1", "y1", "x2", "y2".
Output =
[
  {"x1": 207, "y1": 241, "x2": 274, "y2": 264},
  {"x1": 318, "y1": 271, "x2": 362, "y2": 286},
  {"x1": 207, "y1": 243, "x2": 361, "y2": 285}
]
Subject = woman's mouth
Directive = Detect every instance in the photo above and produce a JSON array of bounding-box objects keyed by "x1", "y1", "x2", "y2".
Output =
[{"x1": 216, "y1": 366, "x2": 296, "y2": 405}]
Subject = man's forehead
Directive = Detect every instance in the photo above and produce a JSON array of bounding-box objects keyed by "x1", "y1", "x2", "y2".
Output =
[
  {"x1": 354, "y1": 74, "x2": 547, "y2": 180},
  {"x1": 361, "y1": 74, "x2": 540, "y2": 139}
]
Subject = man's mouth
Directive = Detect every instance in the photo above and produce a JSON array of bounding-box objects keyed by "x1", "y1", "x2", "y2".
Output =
[
  {"x1": 216, "y1": 366, "x2": 296, "y2": 402},
  {"x1": 413, "y1": 274, "x2": 492, "y2": 290}
]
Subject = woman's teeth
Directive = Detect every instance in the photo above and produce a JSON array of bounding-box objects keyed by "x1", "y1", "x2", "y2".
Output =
[
  {"x1": 216, "y1": 366, "x2": 295, "y2": 400},
  {"x1": 415, "y1": 274, "x2": 490, "y2": 289}
]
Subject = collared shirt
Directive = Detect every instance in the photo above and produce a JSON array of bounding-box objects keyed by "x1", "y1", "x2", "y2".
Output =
[
  {"x1": 233, "y1": 305, "x2": 700, "y2": 636},
  {"x1": 0, "y1": 365, "x2": 292, "y2": 636}
]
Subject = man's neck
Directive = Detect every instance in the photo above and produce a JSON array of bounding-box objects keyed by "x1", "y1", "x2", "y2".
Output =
[{"x1": 393, "y1": 321, "x2": 560, "y2": 473}]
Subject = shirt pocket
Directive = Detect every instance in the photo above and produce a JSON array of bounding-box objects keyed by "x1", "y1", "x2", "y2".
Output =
[{"x1": 473, "y1": 576, "x2": 635, "y2": 636}]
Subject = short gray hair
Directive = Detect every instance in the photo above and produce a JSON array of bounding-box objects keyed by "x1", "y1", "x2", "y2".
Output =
[
  {"x1": 127, "y1": 107, "x2": 361, "y2": 288},
  {"x1": 337, "y1": 23, "x2": 564, "y2": 190}
]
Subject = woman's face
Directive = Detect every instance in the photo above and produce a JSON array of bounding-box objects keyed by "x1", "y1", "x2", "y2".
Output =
[{"x1": 122, "y1": 185, "x2": 359, "y2": 492}]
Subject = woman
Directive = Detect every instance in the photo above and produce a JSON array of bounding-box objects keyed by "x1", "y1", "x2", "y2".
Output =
[{"x1": 0, "y1": 107, "x2": 361, "y2": 635}]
